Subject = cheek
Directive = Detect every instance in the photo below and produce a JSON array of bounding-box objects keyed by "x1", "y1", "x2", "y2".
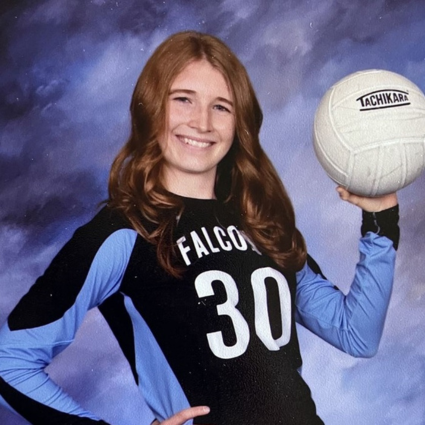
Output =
[
  {"x1": 168, "y1": 103, "x2": 188, "y2": 128},
  {"x1": 157, "y1": 126, "x2": 170, "y2": 154},
  {"x1": 159, "y1": 109, "x2": 175, "y2": 152},
  {"x1": 223, "y1": 120, "x2": 236, "y2": 144}
]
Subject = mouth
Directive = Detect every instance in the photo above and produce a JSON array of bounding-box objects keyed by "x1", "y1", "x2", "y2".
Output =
[{"x1": 178, "y1": 136, "x2": 213, "y2": 148}]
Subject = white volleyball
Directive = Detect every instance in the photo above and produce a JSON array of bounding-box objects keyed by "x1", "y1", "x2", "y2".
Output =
[{"x1": 313, "y1": 69, "x2": 425, "y2": 196}]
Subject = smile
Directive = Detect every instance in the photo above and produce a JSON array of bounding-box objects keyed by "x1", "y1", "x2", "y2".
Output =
[{"x1": 179, "y1": 136, "x2": 213, "y2": 148}]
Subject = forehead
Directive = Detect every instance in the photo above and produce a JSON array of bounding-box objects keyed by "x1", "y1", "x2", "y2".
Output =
[{"x1": 171, "y1": 60, "x2": 233, "y2": 100}]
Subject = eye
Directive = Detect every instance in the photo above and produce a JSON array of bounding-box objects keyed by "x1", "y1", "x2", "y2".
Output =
[
  {"x1": 214, "y1": 104, "x2": 231, "y2": 113},
  {"x1": 173, "y1": 96, "x2": 191, "y2": 103}
]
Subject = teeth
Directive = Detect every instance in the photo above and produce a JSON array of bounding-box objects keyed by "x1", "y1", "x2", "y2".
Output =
[{"x1": 181, "y1": 137, "x2": 211, "y2": 148}]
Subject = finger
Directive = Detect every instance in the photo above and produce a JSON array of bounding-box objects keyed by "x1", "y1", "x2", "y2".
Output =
[
  {"x1": 336, "y1": 186, "x2": 355, "y2": 202},
  {"x1": 161, "y1": 406, "x2": 210, "y2": 425}
]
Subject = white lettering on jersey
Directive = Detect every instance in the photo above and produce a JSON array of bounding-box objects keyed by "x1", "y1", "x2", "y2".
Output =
[
  {"x1": 176, "y1": 236, "x2": 191, "y2": 266},
  {"x1": 177, "y1": 226, "x2": 261, "y2": 265},
  {"x1": 195, "y1": 270, "x2": 250, "y2": 359},
  {"x1": 191, "y1": 231, "x2": 210, "y2": 259},
  {"x1": 195, "y1": 268, "x2": 291, "y2": 359},
  {"x1": 201, "y1": 227, "x2": 220, "y2": 253},
  {"x1": 251, "y1": 267, "x2": 291, "y2": 350},
  {"x1": 213, "y1": 226, "x2": 232, "y2": 251},
  {"x1": 227, "y1": 225, "x2": 248, "y2": 251}
]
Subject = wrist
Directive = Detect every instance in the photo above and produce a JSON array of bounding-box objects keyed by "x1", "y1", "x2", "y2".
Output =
[{"x1": 361, "y1": 205, "x2": 400, "y2": 249}]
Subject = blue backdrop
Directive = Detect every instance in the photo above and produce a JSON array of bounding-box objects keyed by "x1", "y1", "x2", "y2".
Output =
[{"x1": 1, "y1": 1, "x2": 425, "y2": 424}]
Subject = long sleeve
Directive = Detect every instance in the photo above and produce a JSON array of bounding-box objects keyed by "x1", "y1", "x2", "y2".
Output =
[
  {"x1": 0, "y1": 208, "x2": 136, "y2": 424},
  {"x1": 295, "y1": 206, "x2": 399, "y2": 358}
]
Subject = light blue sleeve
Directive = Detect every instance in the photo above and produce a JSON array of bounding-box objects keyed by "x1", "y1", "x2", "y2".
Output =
[
  {"x1": 295, "y1": 232, "x2": 396, "y2": 358},
  {"x1": 0, "y1": 229, "x2": 137, "y2": 421}
]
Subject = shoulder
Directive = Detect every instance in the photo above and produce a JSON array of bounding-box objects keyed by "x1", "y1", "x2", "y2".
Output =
[
  {"x1": 67, "y1": 205, "x2": 134, "y2": 249},
  {"x1": 44, "y1": 206, "x2": 138, "y2": 284},
  {"x1": 7, "y1": 208, "x2": 138, "y2": 330},
  {"x1": 78, "y1": 205, "x2": 133, "y2": 234}
]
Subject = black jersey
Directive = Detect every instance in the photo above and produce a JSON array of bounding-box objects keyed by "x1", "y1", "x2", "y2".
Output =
[
  {"x1": 117, "y1": 198, "x2": 321, "y2": 424},
  {"x1": 0, "y1": 198, "x2": 398, "y2": 425}
]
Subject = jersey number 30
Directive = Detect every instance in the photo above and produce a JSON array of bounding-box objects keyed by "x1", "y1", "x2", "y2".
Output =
[{"x1": 194, "y1": 267, "x2": 291, "y2": 359}]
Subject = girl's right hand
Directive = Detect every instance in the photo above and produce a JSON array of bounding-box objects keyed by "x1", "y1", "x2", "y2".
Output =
[{"x1": 151, "y1": 406, "x2": 211, "y2": 425}]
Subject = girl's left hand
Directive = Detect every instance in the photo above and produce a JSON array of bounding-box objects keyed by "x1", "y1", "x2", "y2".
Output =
[{"x1": 336, "y1": 186, "x2": 398, "y2": 212}]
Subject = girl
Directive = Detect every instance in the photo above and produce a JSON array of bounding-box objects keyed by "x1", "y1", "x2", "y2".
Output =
[{"x1": 0, "y1": 31, "x2": 399, "y2": 425}]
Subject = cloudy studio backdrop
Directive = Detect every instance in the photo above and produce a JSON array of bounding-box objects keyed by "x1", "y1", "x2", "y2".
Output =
[{"x1": 1, "y1": 1, "x2": 425, "y2": 424}]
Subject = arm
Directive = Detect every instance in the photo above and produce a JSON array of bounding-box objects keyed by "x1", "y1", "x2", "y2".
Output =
[
  {"x1": 0, "y1": 209, "x2": 136, "y2": 424},
  {"x1": 295, "y1": 191, "x2": 399, "y2": 358}
]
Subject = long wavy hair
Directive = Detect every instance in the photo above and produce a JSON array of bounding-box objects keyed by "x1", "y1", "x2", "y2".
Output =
[{"x1": 108, "y1": 31, "x2": 307, "y2": 277}]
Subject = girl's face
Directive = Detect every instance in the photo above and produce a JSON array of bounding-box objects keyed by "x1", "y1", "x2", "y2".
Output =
[{"x1": 158, "y1": 60, "x2": 235, "y2": 198}]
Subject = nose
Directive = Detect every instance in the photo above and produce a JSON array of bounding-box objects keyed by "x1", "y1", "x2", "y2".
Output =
[{"x1": 189, "y1": 104, "x2": 212, "y2": 133}]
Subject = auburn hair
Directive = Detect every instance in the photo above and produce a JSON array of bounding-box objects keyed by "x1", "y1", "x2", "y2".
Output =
[{"x1": 108, "y1": 31, "x2": 307, "y2": 277}]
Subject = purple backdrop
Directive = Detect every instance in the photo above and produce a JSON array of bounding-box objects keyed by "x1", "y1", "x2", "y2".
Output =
[{"x1": 1, "y1": 1, "x2": 425, "y2": 424}]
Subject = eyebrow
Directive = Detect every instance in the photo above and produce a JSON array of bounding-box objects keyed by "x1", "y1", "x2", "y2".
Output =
[{"x1": 169, "y1": 89, "x2": 234, "y2": 107}]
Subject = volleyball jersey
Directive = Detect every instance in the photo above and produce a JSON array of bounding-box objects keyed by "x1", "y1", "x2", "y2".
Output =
[{"x1": 0, "y1": 198, "x2": 398, "y2": 424}]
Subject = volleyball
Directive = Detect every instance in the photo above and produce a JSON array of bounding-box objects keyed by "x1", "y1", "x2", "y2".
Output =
[{"x1": 313, "y1": 69, "x2": 425, "y2": 196}]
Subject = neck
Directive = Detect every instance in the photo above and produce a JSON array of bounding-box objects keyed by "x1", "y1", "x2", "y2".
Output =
[{"x1": 162, "y1": 169, "x2": 216, "y2": 200}]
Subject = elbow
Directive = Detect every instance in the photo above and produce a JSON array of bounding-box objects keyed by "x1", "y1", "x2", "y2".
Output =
[
  {"x1": 350, "y1": 346, "x2": 378, "y2": 359},
  {"x1": 338, "y1": 321, "x2": 385, "y2": 358},
  {"x1": 343, "y1": 337, "x2": 380, "y2": 359}
]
